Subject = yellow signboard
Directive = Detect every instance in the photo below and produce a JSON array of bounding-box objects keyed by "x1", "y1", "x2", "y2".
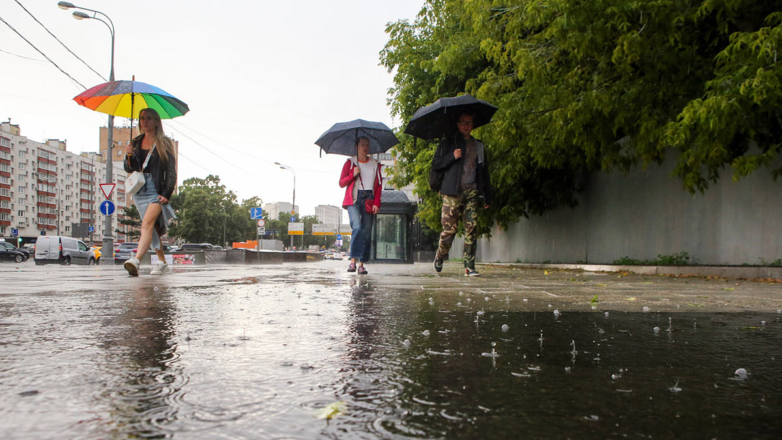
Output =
[
  {"x1": 288, "y1": 222, "x2": 304, "y2": 235},
  {"x1": 312, "y1": 224, "x2": 335, "y2": 236}
]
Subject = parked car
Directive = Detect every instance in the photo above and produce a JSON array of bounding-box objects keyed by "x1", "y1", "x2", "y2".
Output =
[
  {"x1": 90, "y1": 246, "x2": 102, "y2": 265},
  {"x1": 180, "y1": 243, "x2": 213, "y2": 251},
  {"x1": 34, "y1": 236, "x2": 96, "y2": 265},
  {"x1": 0, "y1": 241, "x2": 29, "y2": 261},
  {"x1": 0, "y1": 244, "x2": 27, "y2": 263},
  {"x1": 114, "y1": 242, "x2": 139, "y2": 265}
]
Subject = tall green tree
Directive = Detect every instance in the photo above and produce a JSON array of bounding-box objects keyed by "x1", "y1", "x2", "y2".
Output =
[
  {"x1": 116, "y1": 205, "x2": 141, "y2": 242},
  {"x1": 168, "y1": 175, "x2": 260, "y2": 246},
  {"x1": 381, "y1": 0, "x2": 782, "y2": 232}
]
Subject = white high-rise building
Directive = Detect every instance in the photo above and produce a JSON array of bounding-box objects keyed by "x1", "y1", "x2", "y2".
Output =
[
  {"x1": 315, "y1": 204, "x2": 341, "y2": 227},
  {"x1": 0, "y1": 120, "x2": 133, "y2": 244},
  {"x1": 263, "y1": 201, "x2": 299, "y2": 221},
  {"x1": 373, "y1": 152, "x2": 418, "y2": 202}
]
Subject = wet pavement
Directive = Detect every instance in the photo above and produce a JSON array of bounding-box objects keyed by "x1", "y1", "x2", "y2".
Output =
[{"x1": 1, "y1": 261, "x2": 781, "y2": 439}]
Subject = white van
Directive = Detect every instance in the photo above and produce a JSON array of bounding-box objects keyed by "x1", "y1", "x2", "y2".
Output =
[{"x1": 34, "y1": 236, "x2": 96, "y2": 266}]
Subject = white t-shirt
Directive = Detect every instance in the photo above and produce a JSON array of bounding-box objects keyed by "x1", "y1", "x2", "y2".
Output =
[{"x1": 352, "y1": 157, "x2": 378, "y2": 200}]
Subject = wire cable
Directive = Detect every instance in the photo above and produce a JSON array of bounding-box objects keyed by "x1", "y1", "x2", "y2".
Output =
[
  {"x1": 0, "y1": 46, "x2": 44, "y2": 61},
  {"x1": 162, "y1": 122, "x2": 256, "y2": 177},
  {"x1": 13, "y1": 0, "x2": 107, "y2": 81},
  {"x1": 166, "y1": 119, "x2": 334, "y2": 174},
  {"x1": 166, "y1": 119, "x2": 278, "y2": 166},
  {"x1": 0, "y1": 14, "x2": 87, "y2": 89},
  {"x1": 177, "y1": 151, "x2": 212, "y2": 174}
]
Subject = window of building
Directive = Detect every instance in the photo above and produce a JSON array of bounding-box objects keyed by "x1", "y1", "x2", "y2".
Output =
[{"x1": 17, "y1": 210, "x2": 24, "y2": 217}]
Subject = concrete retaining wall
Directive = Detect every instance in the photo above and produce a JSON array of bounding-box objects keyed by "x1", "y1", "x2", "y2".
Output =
[
  {"x1": 451, "y1": 153, "x2": 782, "y2": 266},
  {"x1": 243, "y1": 250, "x2": 284, "y2": 264},
  {"x1": 282, "y1": 252, "x2": 322, "y2": 263}
]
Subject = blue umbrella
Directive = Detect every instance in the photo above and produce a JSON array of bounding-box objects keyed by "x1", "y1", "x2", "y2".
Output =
[{"x1": 315, "y1": 119, "x2": 399, "y2": 156}]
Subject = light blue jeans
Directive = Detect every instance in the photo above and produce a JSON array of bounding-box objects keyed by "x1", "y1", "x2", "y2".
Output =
[{"x1": 347, "y1": 190, "x2": 374, "y2": 263}]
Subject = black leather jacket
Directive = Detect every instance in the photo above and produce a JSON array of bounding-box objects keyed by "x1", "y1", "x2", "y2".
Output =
[
  {"x1": 123, "y1": 134, "x2": 177, "y2": 200},
  {"x1": 431, "y1": 134, "x2": 493, "y2": 203}
]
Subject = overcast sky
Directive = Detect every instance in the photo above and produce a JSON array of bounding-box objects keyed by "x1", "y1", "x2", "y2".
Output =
[{"x1": 1, "y1": 0, "x2": 424, "y2": 222}]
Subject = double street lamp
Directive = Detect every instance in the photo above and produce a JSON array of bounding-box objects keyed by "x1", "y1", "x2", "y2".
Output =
[
  {"x1": 274, "y1": 162, "x2": 296, "y2": 250},
  {"x1": 57, "y1": 2, "x2": 116, "y2": 253}
]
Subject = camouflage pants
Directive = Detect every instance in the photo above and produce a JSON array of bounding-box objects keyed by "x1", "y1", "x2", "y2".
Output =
[{"x1": 437, "y1": 188, "x2": 479, "y2": 269}]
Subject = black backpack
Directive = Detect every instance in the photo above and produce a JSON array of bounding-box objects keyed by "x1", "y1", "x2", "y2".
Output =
[{"x1": 429, "y1": 167, "x2": 445, "y2": 192}]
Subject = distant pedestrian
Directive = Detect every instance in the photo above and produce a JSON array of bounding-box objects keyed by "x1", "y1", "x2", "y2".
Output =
[
  {"x1": 431, "y1": 113, "x2": 493, "y2": 276},
  {"x1": 122, "y1": 108, "x2": 177, "y2": 276},
  {"x1": 339, "y1": 136, "x2": 383, "y2": 274}
]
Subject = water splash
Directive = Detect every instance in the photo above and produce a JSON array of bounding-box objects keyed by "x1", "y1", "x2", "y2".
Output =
[
  {"x1": 481, "y1": 342, "x2": 499, "y2": 358},
  {"x1": 733, "y1": 368, "x2": 749, "y2": 381}
]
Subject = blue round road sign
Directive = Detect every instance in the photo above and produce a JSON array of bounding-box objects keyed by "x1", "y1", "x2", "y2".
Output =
[
  {"x1": 100, "y1": 200, "x2": 116, "y2": 216},
  {"x1": 337, "y1": 234, "x2": 342, "y2": 240}
]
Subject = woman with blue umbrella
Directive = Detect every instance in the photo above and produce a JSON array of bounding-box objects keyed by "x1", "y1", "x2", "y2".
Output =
[{"x1": 316, "y1": 120, "x2": 398, "y2": 274}]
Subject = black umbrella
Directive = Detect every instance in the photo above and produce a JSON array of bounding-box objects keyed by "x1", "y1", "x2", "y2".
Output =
[
  {"x1": 315, "y1": 119, "x2": 399, "y2": 156},
  {"x1": 404, "y1": 94, "x2": 498, "y2": 140}
]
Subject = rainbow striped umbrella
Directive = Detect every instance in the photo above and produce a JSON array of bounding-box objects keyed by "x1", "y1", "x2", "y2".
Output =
[{"x1": 73, "y1": 80, "x2": 189, "y2": 119}]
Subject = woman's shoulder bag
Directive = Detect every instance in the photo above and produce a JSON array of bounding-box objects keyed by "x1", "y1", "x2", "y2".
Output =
[{"x1": 126, "y1": 144, "x2": 156, "y2": 196}]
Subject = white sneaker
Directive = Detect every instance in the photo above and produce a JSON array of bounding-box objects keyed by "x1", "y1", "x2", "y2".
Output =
[
  {"x1": 124, "y1": 258, "x2": 139, "y2": 277},
  {"x1": 150, "y1": 261, "x2": 170, "y2": 276}
]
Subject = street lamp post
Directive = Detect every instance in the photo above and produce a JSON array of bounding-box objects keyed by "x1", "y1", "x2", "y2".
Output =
[
  {"x1": 274, "y1": 162, "x2": 296, "y2": 250},
  {"x1": 57, "y1": 1, "x2": 116, "y2": 255}
]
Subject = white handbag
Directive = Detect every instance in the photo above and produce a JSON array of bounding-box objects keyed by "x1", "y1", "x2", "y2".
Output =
[{"x1": 126, "y1": 144, "x2": 156, "y2": 196}]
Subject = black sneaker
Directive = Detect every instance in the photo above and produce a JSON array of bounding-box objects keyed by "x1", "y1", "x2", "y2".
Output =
[
  {"x1": 433, "y1": 256, "x2": 444, "y2": 273},
  {"x1": 465, "y1": 268, "x2": 480, "y2": 277}
]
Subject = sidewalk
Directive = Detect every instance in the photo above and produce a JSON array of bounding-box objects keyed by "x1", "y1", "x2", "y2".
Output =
[
  {"x1": 484, "y1": 262, "x2": 782, "y2": 281},
  {"x1": 3, "y1": 260, "x2": 780, "y2": 313}
]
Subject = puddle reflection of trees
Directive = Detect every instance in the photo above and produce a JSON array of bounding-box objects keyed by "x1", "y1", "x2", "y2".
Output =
[{"x1": 338, "y1": 293, "x2": 782, "y2": 438}]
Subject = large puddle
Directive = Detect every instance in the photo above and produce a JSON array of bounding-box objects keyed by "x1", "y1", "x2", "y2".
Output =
[{"x1": 1, "y1": 275, "x2": 781, "y2": 438}]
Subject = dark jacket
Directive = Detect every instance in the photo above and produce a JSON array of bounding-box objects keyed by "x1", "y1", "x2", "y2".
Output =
[
  {"x1": 431, "y1": 134, "x2": 493, "y2": 203},
  {"x1": 123, "y1": 134, "x2": 177, "y2": 200}
]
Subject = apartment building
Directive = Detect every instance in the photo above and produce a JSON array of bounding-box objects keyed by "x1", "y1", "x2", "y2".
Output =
[
  {"x1": 373, "y1": 152, "x2": 417, "y2": 202},
  {"x1": 263, "y1": 201, "x2": 299, "y2": 221},
  {"x1": 0, "y1": 120, "x2": 133, "y2": 244},
  {"x1": 315, "y1": 204, "x2": 341, "y2": 227}
]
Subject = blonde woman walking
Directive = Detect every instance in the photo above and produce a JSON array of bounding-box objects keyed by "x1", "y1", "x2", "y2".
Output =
[{"x1": 123, "y1": 108, "x2": 177, "y2": 276}]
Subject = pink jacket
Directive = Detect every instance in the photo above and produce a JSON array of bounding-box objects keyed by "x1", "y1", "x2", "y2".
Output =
[{"x1": 340, "y1": 158, "x2": 383, "y2": 210}]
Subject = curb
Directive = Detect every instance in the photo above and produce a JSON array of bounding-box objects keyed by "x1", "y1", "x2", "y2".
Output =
[{"x1": 483, "y1": 263, "x2": 782, "y2": 280}]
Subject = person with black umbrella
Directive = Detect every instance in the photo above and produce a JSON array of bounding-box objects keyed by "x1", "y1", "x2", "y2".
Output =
[
  {"x1": 339, "y1": 137, "x2": 384, "y2": 274},
  {"x1": 431, "y1": 113, "x2": 493, "y2": 276}
]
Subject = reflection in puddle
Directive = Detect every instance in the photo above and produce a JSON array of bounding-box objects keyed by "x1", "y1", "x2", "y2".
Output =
[{"x1": 1, "y1": 277, "x2": 781, "y2": 439}]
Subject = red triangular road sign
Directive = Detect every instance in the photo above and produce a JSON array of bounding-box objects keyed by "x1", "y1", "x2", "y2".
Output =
[{"x1": 100, "y1": 183, "x2": 116, "y2": 199}]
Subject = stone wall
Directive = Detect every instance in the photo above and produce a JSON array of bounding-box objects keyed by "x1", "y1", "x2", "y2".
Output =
[{"x1": 450, "y1": 154, "x2": 782, "y2": 266}]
